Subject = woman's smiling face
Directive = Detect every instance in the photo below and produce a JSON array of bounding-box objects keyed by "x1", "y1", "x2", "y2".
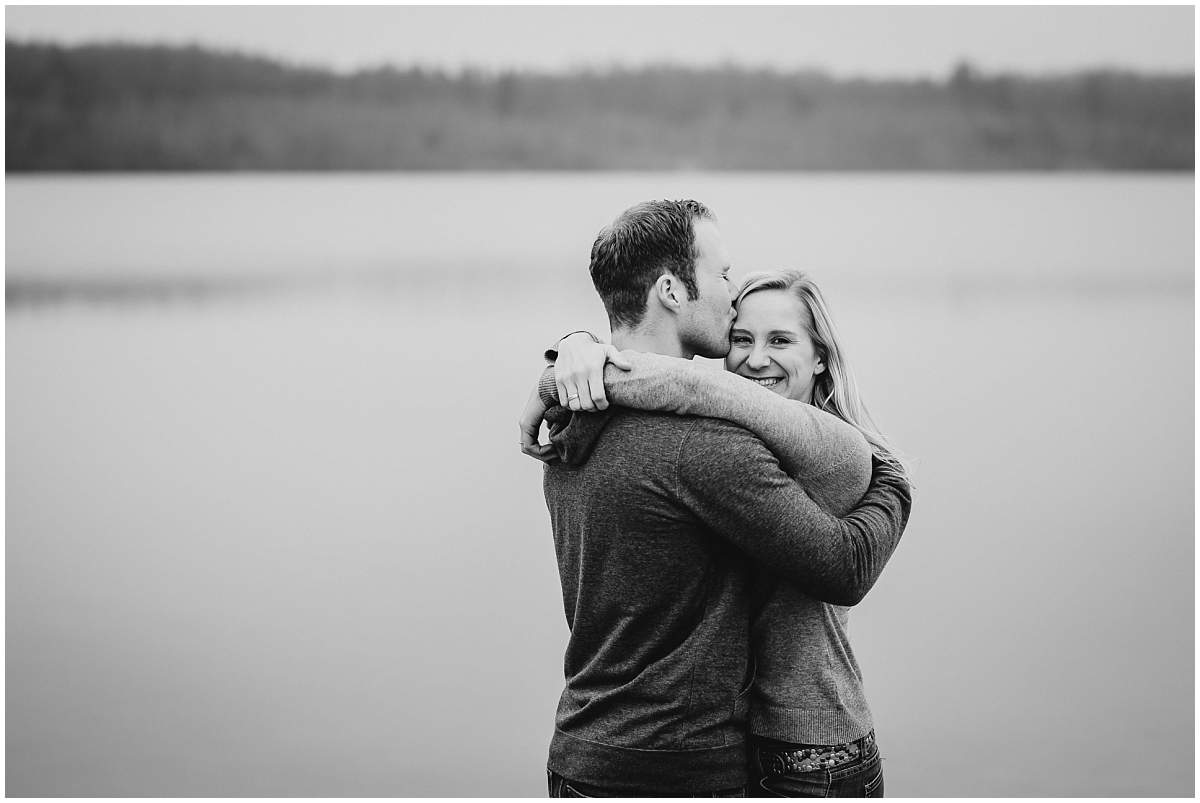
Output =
[{"x1": 726, "y1": 288, "x2": 825, "y2": 403}]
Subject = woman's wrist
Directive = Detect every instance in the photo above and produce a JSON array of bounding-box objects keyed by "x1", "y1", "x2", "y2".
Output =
[
  {"x1": 560, "y1": 330, "x2": 600, "y2": 345},
  {"x1": 544, "y1": 330, "x2": 601, "y2": 363}
]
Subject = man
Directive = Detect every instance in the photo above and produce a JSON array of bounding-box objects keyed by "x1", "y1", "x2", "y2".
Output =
[{"x1": 521, "y1": 200, "x2": 909, "y2": 797}]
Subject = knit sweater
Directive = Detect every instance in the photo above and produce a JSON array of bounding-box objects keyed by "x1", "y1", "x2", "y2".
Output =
[
  {"x1": 541, "y1": 353, "x2": 910, "y2": 746},
  {"x1": 537, "y1": 359, "x2": 910, "y2": 793}
]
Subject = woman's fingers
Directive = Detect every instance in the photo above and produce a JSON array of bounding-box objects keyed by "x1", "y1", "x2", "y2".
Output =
[
  {"x1": 518, "y1": 388, "x2": 554, "y2": 460},
  {"x1": 556, "y1": 335, "x2": 612, "y2": 412},
  {"x1": 517, "y1": 399, "x2": 559, "y2": 463},
  {"x1": 560, "y1": 374, "x2": 586, "y2": 411},
  {"x1": 523, "y1": 441, "x2": 560, "y2": 464},
  {"x1": 557, "y1": 350, "x2": 627, "y2": 412},
  {"x1": 558, "y1": 373, "x2": 585, "y2": 410},
  {"x1": 574, "y1": 378, "x2": 597, "y2": 411},
  {"x1": 556, "y1": 362, "x2": 590, "y2": 411},
  {"x1": 605, "y1": 346, "x2": 635, "y2": 372},
  {"x1": 587, "y1": 366, "x2": 609, "y2": 411},
  {"x1": 556, "y1": 375, "x2": 572, "y2": 408},
  {"x1": 559, "y1": 364, "x2": 597, "y2": 411}
]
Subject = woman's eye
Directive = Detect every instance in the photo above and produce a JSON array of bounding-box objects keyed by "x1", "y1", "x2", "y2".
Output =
[
  {"x1": 730, "y1": 336, "x2": 751, "y2": 346},
  {"x1": 770, "y1": 337, "x2": 794, "y2": 346}
]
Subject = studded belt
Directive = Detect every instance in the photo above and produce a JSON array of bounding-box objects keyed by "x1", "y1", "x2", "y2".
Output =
[{"x1": 758, "y1": 730, "x2": 876, "y2": 776}]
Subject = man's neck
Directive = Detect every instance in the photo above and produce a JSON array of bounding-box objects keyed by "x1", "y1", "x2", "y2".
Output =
[{"x1": 611, "y1": 325, "x2": 693, "y2": 359}]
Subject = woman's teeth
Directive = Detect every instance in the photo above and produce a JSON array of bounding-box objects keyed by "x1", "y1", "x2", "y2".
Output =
[{"x1": 751, "y1": 378, "x2": 781, "y2": 387}]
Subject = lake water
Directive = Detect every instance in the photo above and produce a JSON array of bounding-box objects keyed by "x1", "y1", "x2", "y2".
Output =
[{"x1": 6, "y1": 173, "x2": 1194, "y2": 796}]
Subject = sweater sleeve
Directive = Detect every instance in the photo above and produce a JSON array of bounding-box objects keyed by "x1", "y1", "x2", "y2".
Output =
[
  {"x1": 537, "y1": 365, "x2": 560, "y2": 407},
  {"x1": 676, "y1": 419, "x2": 911, "y2": 606},
  {"x1": 598, "y1": 353, "x2": 871, "y2": 492}
]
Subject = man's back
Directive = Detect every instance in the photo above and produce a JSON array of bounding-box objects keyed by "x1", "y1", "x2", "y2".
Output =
[{"x1": 543, "y1": 409, "x2": 754, "y2": 795}]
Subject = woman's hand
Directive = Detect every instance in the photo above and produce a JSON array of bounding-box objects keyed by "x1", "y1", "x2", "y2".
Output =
[
  {"x1": 518, "y1": 385, "x2": 558, "y2": 464},
  {"x1": 555, "y1": 332, "x2": 633, "y2": 412}
]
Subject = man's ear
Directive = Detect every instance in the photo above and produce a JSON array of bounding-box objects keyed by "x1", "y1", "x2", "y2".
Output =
[{"x1": 654, "y1": 273, "x2": 682, "y2": 312}]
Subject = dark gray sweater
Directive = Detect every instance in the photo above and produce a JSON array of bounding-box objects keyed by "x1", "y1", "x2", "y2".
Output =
[{"x1": 538, "y1": 369, "x2": 910, "y2": 793}]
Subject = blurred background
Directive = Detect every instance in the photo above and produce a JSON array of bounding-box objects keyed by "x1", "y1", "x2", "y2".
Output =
[{"x1": 5, "y1": 6, "x2": 1194, "y2": 797}]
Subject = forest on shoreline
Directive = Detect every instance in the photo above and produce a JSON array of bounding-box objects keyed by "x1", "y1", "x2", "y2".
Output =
[{"x1": 6, "y1": 40, "x2": 1194, "y2": 171}]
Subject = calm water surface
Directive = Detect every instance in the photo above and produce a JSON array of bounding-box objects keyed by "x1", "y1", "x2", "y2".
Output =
[{"x1": 6, "y1": 173, "x2": 1194, "y2": 796}]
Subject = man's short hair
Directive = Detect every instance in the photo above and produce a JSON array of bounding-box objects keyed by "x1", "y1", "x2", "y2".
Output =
[{"x1": 589, "y1": 199, "x2": 714, "y2": 329}]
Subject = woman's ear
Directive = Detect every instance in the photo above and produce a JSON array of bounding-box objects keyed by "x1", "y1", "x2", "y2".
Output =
[{"x1": 814, "y1": 354, "x2": 826, "y2": 375}]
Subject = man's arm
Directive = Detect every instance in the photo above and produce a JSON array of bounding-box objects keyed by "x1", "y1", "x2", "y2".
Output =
[{"x1": 677, "y1": 419, "x2": 911, "y2": 606}]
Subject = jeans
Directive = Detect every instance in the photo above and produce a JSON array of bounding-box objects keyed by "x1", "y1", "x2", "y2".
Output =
[
  {"x1": 548, "y1": 769, "x2": 746, "y2": 798},
  {"x1": 748, "y1": 737, "x2": 883, "y2": 798}
]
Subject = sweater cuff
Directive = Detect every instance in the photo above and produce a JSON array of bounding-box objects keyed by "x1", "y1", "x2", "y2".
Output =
[{"x1": 538, "y1": 365, "x2": 559, "y2": 407}]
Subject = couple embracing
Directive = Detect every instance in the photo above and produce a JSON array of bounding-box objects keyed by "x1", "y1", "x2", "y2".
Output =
[{"x1": 519, "y1": 199, "x2": 912, "y2": 798}]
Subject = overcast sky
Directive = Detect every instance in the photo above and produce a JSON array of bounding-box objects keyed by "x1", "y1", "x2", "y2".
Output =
[{"x1": 5, "y1": 5, "x2": 1194, "y2": 78}]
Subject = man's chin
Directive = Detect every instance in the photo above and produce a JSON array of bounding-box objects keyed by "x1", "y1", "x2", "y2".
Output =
[
  {"x1": 697, "y1": 345, "x2": 731, "y2": 360},
  {"x1": 681, "y1": 332, "x2": 731, "y2": 360}
]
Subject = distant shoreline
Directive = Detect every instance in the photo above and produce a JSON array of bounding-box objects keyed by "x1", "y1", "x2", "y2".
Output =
[
  {"x1": 5, "y1": 167, "x2": 1194, "y2": 175},
  {"x1": 7, "y1": 41, "x2": 1194, "y2": 172}
]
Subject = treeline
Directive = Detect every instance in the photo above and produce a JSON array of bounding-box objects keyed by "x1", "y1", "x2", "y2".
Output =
[{"x1": 6, "y1": 40, "x2": 1194, "y2": 171}]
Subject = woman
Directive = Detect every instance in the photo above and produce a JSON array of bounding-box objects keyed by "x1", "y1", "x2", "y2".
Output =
[{"x1": 532, "y1": 270, "x2": 908, "y2": 797}]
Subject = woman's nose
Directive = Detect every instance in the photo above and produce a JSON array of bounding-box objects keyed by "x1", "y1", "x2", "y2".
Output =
[{"x1": 747, "y1": 344, "x2": 770, "y2": 370}]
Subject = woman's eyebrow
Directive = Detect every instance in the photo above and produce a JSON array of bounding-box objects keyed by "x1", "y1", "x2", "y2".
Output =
[{"x1": 730, "y1": 327, "x2": 800, "y2": 337}]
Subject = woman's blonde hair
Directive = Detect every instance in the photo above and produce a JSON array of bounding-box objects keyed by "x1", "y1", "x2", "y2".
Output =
[{"x1": 736, "y1": 269, "x2": 909, "y2": 475}]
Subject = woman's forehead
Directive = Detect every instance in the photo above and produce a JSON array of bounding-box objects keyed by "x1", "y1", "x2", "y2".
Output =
[{"x1": 735, "y1": 288, "x2": 812, "y2": 329}]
